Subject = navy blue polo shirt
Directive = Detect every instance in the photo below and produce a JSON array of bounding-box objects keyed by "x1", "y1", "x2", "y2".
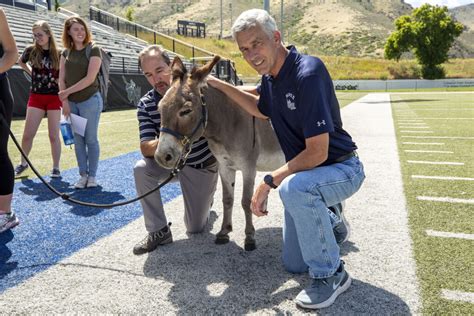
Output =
[{"x1": 257, "y1": 46, "x2": 356, "y2": 165}]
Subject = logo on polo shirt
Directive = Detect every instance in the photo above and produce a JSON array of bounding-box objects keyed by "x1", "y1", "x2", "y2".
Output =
[
  {"x1": 317, "y1": 120, "x2": 326, "y2": 127},
  {"x1": 285, "y1": 92, "x2": 296, "y2": 110}
]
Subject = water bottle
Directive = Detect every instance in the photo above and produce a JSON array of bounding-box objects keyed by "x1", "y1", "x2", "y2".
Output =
[{"x1": 60, "y1": 120, "x2": 74, "y2": 146}]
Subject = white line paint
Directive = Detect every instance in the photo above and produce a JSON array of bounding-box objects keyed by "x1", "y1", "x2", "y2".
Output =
[
  {"x1": 100, "y1": 119, "x2": 136, "y2": 124},
  {"x1": 12, "y1": 118, "x2": 137, "y2": 136},
  {"x1": 398, "y1": 120, "x2": 424, "y2": 122},
  {"x1": 417, "y1": 196, "x2": 474, "y2": 204},
  {"x1": 404, "y1": 150, "x2": 453, "y2": 153},
  {"x1": 407, "y1": 160, "x2": 463, "y2": 165},
  {"x1": 402, "y1": 136, "x2": 474, "y2": 139},
  {"x1": 400, "y1": 131, "x2": 434, "y2": 133},
  {"x1": 402, "y1": 142, "x2": 445, "y2": 145},
  {"x1": 441, "y1": 290, "x2": 474, "y2": 304},
  {"x1": 412, "y1": 175, "x2": 474, "y2": 181},
  {"x1": 400, "y1": 108, "x2": 474, "y2": 111},
  {"x1": 398, "y1": 122, "x2": 427, "y2": 124},
  {"x1": 421, "y1": 118, "x2": 474, "y2": 120},
  {"x1": 398, "y1": 126, "x2": 430, "y2": 129},
  {"x1": 426, "y1": 230, "x2": 474, "y2": 240}
]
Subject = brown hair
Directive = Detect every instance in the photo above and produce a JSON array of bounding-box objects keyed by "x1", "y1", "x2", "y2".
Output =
[
  {"x1": 61, "y1": 16, "x2": 92, "y2": 50},
  {"x1": 29, "y1": 20, "x2": 60, "y2": 70}
]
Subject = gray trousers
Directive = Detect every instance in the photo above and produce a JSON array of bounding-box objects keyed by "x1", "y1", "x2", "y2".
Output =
[{"x1": 133, "y1": 157, "x2": 218, "y2": 233}]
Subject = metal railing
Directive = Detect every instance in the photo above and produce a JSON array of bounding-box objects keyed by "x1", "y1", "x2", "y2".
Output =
[
  {"x1": 88, "y1": 6, "x2": 242, "y2": 85},
  {"x1": 89, "y1": 6, "x2": 214, "y2": 60}
]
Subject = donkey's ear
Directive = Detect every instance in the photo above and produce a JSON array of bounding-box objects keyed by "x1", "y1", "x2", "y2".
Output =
[
  {"x1": 190, "y1": 55, "x2": 221, "y2": 82},
  {"x1": 171, "y1": 56, "x2": 186, "y2": 81}
]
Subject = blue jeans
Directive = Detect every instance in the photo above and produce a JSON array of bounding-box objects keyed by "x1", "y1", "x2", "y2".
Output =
[
  {"x1": 69, "y1": 92, "x2": 103, "y2": 177},
  {"x1": 279, "y1": 156, "x2": 365, "y2": 279}
]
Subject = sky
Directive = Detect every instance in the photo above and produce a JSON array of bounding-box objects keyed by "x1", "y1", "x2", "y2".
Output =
[{"x1": 404, "y1": 0, "x2": 474, "y2": 8}]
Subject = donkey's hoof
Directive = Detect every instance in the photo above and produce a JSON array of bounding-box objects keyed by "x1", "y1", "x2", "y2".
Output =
[
  {"x1": 244, "y1": 241, "x2": 257, "y2": 251},
  {"x1": 215, "y1": 235, "x2": 230, "y2": 244}
]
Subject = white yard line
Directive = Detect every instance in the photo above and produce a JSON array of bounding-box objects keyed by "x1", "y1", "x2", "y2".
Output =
[
  {"x1": 400, "y1": 131, "x2": 434, "y2": 133},
  {"x1": 417, "y1": 196, "x2": 474, "y2": 204},
  {"x1": 441, "y1": 290, "x2": 474, "y2": 304},
  {"x1": 398, "y1": 126, "x2": 429, "y2": 129},
  {"x1": 412, "y1": 175, "x2": 474, "y2": 181},
  {"x1": 404, "y1": 150, "x2": 453, "y2": 153},
  {"x1": 13, "y1": 118, "x2": 137, "y2": 136},
  {"x1": 407, "y1": 160, "x2": 463, "y2": 165},
  {"x1": 426, "y1": 230, "x2": 474, "y2": 241},
  {"x1": 402, "y1": 136, "x2": 474, "y2": 140},
  {"x1": 421, "y1": 118, "x2": 474, "y2": 120},
  {"x1": 400, "y1": 108, "x2": 474, "y2": 111},
  {"x1": 402, "y1": 142, "x2": 445, "y2": 145}
]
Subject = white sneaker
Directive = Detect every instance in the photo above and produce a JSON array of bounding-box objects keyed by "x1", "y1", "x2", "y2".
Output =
[
  {"x1": 74, "y1": 175, "x2": 88, "y2": 189},
  {"x1": 0, "y1": 211, "x2": 20, "y2": 233},
  {"x1": 86, "y1": 176, "x2": 98, "y2": 188}
]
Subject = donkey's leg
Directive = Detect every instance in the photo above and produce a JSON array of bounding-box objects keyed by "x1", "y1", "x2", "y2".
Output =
[
  {"x1": 241, "y1": 167, "x2": 257, "y2": 251},
  {"x1": 215, "y1": 167, "x2": 236, "y2": 244}
]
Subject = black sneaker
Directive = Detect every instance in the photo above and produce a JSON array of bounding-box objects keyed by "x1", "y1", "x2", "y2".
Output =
[
  {"x1": 133, "y1": 223, "x2": 172, "y2": 255},
  {"x1": 14, "y1": 164, "x2": 28, "y2": 176},
  {"x1": 50, "y1": 168, "x2": 61, "y2": 178},
  {"x1": 329, "y1": 203, "x2": 350, "y2": 244}
]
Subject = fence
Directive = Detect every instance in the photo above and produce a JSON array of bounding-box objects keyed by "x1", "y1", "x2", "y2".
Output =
[
  {"x1": 89, "y1": 6, "x2": 214, "y2": 60},
  {"x1": 333, "y1": 78, "x2": 474, "y2": 91}
]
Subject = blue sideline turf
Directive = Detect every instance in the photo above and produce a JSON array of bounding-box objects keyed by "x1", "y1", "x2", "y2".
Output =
[{"x1": 0, "y1": 151, "x2": 181, "y2": 293}]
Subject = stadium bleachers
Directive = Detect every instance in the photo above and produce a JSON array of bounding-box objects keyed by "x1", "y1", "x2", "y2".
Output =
[{"x1": 1, "y1": 3, "x2": 153, "y2": 73}]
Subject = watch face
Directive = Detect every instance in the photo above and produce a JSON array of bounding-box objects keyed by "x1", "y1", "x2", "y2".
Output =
[
  {"x1": 264, "y1": 174, "x2": 276, "y2": 188},
  {"x1": 264, "y1": 174, "x2": 272, "y2": 184}
]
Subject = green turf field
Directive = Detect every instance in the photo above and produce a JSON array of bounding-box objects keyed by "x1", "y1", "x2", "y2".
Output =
[
  {"x1": 391, "y1": 92, "x2": 474, "y2": 314},
  {"x1": 8, "y1": 91, "x2": 473, "y2": 313}
]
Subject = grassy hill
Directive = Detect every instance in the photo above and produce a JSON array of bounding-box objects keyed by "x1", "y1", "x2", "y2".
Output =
[
  {"x1": 60, "y1": 0, "x2": 474, "y2": 79},
  {"x1": 62, "y1": 0, "x2": 474, "y2": 59}
]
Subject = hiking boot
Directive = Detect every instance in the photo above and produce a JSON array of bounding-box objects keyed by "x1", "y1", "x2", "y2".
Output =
[
  {"x1": 295, "y1": 261, "x2": 351, "y2": 310},
  {"x1": 329, "y1": 203, "x2": 351, "y2": 244},
  {"x1": 0, "y1": 211, "x2": 20, "y2": 233},
  {"x1": 14, "y1": 164, "x2": 28, "y2": 176},
  {"x1": 74, "y1": 175, "x2": 88, "y2": 189},
  {"x1": 50, "y1": 168, "x2": 61, "y2": 178},
  {"x1": 133, "y1": 223, "x2": 173, "y2": 255},
  {"x1": 86, "y1": 177, "x2": 98, "y2": 188}
]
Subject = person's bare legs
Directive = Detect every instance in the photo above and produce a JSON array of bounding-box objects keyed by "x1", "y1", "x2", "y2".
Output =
[
  {"x1": 0, "y1": 194, "x2": 12, "y2": 214},
  {"x1": 47, "y1": 109, "x2": 61, "y2": 170},
  {"x1": 19, "y1": 106, "x2": 45, "y2": 166}
]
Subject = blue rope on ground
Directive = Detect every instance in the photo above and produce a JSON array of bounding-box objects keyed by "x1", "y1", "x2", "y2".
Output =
[{"x1": 0, "y1": 151, "x2": 181, "y2": 293}]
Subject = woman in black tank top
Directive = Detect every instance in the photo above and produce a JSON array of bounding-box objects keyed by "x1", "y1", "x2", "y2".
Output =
[{"x1": 0, "y1": 8, "x2": 20, "y2": 233}]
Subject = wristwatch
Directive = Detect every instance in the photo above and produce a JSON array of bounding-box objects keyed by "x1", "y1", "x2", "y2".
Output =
[{"x1": 263, "y1": 174, "x2": 278, "y2": 189}]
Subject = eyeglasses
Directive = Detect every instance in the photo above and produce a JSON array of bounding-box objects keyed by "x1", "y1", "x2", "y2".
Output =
[{"x1": 32, "y1": 33, "x2": 46, "y2": 39}]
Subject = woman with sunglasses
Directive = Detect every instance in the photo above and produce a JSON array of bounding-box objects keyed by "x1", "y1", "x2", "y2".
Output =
[
  {"x1": 14, "y1": 20, "x2": 62, "y2": 178},
  {"x1": 0, "y1": 8, "x2": 19, "y2": 233}
]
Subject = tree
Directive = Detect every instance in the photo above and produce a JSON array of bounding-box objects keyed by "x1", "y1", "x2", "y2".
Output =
[
  {"x1": 125, "y1": 6, "x2": 134, "y2": 22},
  {"x1": 384, "y1": 4, "x2": 464, "y2": 79}
]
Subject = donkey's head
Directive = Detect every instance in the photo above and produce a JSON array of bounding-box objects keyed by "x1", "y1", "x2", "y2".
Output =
[{"x1": 155, "y1": 55, "x2": 220, "y2": 169}]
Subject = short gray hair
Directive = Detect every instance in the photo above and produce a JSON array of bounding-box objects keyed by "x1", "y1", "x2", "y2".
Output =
[
  {"x1": 138, "y1": 45, "x2": 170, "y2": 69},
  {"x1": 231, "y1": 9, "x2": 277, "y2": 39}
]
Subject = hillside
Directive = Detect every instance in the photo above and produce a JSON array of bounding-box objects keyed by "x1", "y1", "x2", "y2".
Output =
[{"x1": 61, "y1": 0, "x2": 474, "y2": 58}]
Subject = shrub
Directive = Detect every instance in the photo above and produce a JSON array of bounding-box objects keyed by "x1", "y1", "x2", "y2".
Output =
[{"x1": 388, "y1": 64, "x2": 421, "y2": 79}]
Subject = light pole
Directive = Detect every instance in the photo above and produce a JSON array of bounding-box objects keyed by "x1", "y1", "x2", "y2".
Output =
[
  {"x1": 280, "y1": 0, "x2": 284, "y2": 42},
  {"x1": 220, "y1": 0, "x2": 223, "y2": 39},
  {"x1": 263, "y1": 0, "x2": 269, "y2": 12}
]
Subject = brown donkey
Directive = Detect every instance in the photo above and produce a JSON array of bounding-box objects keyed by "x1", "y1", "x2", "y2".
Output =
[{"x1": 155, "y1": 56, "x2": 284, "y2": 251}]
